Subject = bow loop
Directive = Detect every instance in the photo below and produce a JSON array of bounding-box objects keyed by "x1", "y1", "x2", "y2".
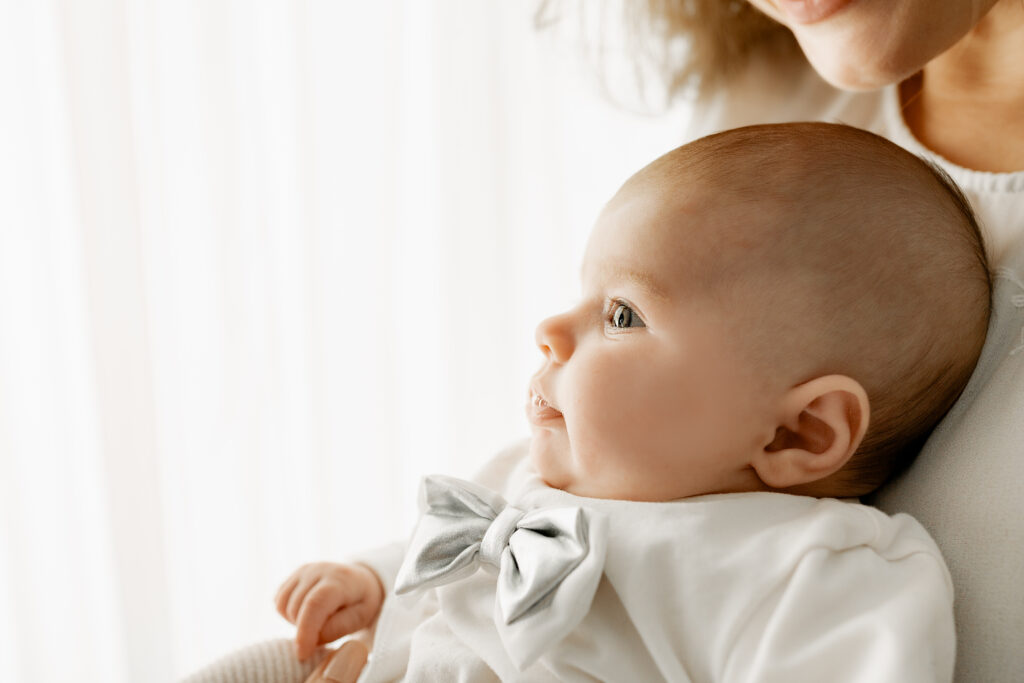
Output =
[
  {"x1": 393, "y1": 475, "x2": 608, "y2": 670},
  {"x1": 500, "y1": 506, "x2": 590, "y2": 624}
]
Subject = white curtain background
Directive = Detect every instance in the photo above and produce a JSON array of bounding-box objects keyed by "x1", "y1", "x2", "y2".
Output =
[{"x1": 0, "y1": 1, "x2": 693, "y2": 681}]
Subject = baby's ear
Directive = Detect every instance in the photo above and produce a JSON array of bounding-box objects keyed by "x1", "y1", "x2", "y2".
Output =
[{"x1": 752, "y1": 375, "x2": 870, "y2": 491}]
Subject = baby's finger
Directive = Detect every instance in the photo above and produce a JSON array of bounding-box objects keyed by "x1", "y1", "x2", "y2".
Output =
[
  {"x1": 319, "y1": 602, "x2": 373, "y2": 645},
  {"x1": 275, "y1": 574, "x2": 301, "y2": 617},
  {"x1": 295, "y1": 587, "x2": 345, "y2": 660},
  {"x1": 286, "y1": 575, "x2": 320, "y2": 623}
]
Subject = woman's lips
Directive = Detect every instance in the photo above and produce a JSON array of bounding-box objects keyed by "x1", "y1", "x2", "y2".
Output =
[{"x1": 774, "y1": 0, "x2": 855, "y2": 24}]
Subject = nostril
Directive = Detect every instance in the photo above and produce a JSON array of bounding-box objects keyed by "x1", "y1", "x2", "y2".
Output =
[
  {"x1": 540, "y1": 339, "x2": 564, "y2": 363},
  {"x1": 535, "y1": 323, "x2": 555, "y2": 355},
  {"x1": 535, "y1": 312, "x2": 574, "y2": 363}
]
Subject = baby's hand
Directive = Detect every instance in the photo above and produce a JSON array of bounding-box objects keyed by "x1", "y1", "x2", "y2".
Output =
[{"x1": 275, "y1": 562, "x2": 384, "y2": 661}]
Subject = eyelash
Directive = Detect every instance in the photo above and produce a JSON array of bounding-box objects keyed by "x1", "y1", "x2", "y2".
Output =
[{"x1": 604, "y1": 298, "x2": 646, "y2": 330}]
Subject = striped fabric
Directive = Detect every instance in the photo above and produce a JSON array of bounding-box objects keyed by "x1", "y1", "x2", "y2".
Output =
[{"x1": 181, "y1": 638, "x2": 331, "y2": 683}]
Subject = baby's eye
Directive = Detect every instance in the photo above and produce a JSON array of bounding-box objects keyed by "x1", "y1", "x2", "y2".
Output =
[{"x1": 608, "y1": 301, "x2": 646, "y2": 330}]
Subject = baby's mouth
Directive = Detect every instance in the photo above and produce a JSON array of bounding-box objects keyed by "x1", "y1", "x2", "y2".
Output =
[{"x1": 526, "y1": 388, "x2": 563, "y2": 424}]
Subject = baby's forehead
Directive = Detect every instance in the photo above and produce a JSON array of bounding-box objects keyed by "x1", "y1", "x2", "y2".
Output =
[
  {"x1": 598, "y1": 122, "x2": 983, "y2": 313},
  {"x1": 586, "y1": 186, "x2": 786, "y2": 307},
  {"x1": 601, "y1": 171, "x2": 807, "y2": 260}
]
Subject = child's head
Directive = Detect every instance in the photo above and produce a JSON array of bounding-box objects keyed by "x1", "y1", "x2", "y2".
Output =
[{"x1": 527, "y1": 122, "x2": 992, "y2": 501}]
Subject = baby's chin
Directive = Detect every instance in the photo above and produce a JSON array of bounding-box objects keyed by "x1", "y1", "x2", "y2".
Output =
[
  {"x1": 527, "y1": 432, "x2": 574, "y2": 491},
  {"x1": 527, "y1": 437, "x2": 621, "y2": 499}
]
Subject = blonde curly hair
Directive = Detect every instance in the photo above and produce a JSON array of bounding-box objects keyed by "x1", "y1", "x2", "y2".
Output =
[{"x1": 535, "y1": 0, "x2": 801, "y2": 100}]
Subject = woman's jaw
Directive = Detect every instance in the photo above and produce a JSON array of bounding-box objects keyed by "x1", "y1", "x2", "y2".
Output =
[{"x1": 749, "y1": 0, "x2": 1003, "y2": 90}]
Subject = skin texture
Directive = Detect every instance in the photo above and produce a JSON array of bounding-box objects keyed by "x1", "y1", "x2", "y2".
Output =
[
  {"x1": 748, "y1": 0, "x2": 1002, "y2": 89},
  {"x1": 527, "y1": 169, "x2": 870, "y2": 502},
  {"x1": 529, "y1": 186, "x2": 774, "y2": 500},
  {"x1": 274, "y1": 562, "x2": 383, "y2": 682},
  {"x1": 305, "y1": 640, "x2": 369, "y2": 683},
  {"x1": 748, "y1": 0, "x2": 1024, "y2": 171},
  {"x1": 900, "y1": 0, "x2": 1024, "y2": 171}
]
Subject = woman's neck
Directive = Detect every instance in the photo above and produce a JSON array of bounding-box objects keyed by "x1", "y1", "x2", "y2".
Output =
[{"x1": 900, "y1": 0, "x2": 1024, "y2": 173}]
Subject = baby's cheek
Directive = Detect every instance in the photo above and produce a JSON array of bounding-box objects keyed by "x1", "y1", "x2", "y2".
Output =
[{"x1": 569, "y1": 363, "x2": 651, "y2": 464}]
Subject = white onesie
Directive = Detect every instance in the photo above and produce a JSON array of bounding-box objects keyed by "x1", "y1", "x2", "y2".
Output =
[{"x1": 352, "y1": 439, "x2": 954, "y2": 683}]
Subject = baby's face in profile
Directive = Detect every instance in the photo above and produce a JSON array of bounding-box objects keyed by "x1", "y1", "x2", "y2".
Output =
[
  {"x1": 528, "y1": 123, "x2": 991, "y2": 502},
  {"x1": 527, "y1": 179, "x2": 775, "y2": 501}
]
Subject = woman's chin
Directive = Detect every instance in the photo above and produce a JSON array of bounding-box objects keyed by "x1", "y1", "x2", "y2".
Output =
[
  {"x1": 788, "y1": 0, "x2": 987, "y2": 91},
  {"x1": 797, "y1": 36, "x2": 926, "y2": 90}
]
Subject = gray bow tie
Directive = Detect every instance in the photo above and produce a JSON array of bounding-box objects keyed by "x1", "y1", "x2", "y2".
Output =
[{"x1": 394, "y1": 475, "x2": 608, "y2": 669}]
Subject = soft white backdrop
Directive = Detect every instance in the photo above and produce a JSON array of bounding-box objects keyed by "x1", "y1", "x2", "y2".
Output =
[{"x1": 0, "y1": 1, "x2": 692, "y2": 681}]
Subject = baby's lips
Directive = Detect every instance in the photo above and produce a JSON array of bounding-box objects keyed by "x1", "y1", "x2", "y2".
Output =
[{"x1": 526, "y1": 389, "x2": 564, "y2": 424}]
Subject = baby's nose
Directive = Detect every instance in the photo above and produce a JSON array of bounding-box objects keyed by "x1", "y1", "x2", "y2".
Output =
[{"x1": 535, "y1": 312, "x2": 575, "y2": 363}]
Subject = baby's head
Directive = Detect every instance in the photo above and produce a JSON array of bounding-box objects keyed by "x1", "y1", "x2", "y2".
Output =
[{"x1": 527, "y1": 122, "x2": 991, "y2": 501}]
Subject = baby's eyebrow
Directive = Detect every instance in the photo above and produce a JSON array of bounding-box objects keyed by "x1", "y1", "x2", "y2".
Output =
[{"x1": 580, "y1": 262, "x2": 670, "y2": 303}]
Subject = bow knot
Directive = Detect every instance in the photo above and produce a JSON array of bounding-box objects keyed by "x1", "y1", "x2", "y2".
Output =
[
  {"x1": 394, "y1": 475, "x2": 608, "y2": 670},
  {"x1": 480, "y1": 505, "x2": 525, "y2": 569}
]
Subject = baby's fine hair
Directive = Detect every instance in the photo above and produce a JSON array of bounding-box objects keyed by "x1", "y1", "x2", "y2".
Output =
[{"x1": 633, "y1": 122, "x2": 993, "y2": 496}]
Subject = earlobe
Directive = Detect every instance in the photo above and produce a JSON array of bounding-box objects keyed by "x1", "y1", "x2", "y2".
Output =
[{"x1": 753, "y1": 375, "x2": 870, "y2": 490}]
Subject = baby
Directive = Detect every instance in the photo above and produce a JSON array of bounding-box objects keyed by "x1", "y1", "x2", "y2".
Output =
[{"x1": 185, "y1": 122, "x2": 991, "y2": 682}]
